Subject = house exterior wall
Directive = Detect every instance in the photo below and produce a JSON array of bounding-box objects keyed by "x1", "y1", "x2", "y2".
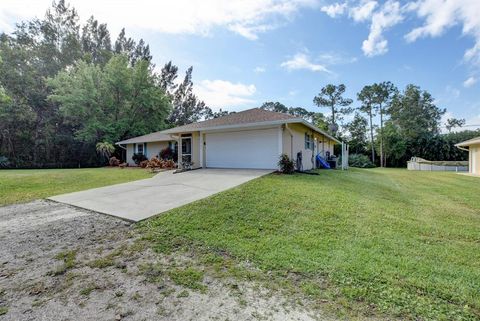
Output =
[
  {"x1": 125, "y1": 141, "x2": 170, "y2": 166},
  {"x1": 470, "y1": 145, "x2": 480, "y2": 174},
  {"x1": 192, "y1": 132, "x2": 201, "y2": 168},
  {"x1": 174, "y1": 123, "x2": 338, "y2": 170},
  {"x1": 126, "y1": 143, "x2": 136, "y2": 166},
  {"x1": 282, "y1": 123, "x2": 336, "y2": 170}
]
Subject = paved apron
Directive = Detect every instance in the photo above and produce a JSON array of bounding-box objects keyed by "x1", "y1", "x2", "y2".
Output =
[{"x1": 49, "y1": 169, "x2": 271, "y2": 222}]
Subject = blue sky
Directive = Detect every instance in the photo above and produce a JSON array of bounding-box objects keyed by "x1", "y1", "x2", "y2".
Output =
[{"x1": 1, "y1": 0, "x2": 480, "y2": 129}]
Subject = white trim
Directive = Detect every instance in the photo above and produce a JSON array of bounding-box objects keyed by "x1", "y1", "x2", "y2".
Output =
[
  {"x1": 199, "y1": 132, "x2": 204, "y2": 168},
  {"x1": 455, "y1": 137, "x2": 480, "y2": 147}
]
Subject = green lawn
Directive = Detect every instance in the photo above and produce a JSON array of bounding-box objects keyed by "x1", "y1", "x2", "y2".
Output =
[
  {"x1": 0, "y1": 168, "x2": 153, "y2": 206},
  {"x1": 141, "y1": 169, "x2": 480, "y2": 320}
]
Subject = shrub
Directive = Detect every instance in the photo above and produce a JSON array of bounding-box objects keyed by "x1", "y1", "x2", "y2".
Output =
[
  {"x1": 109, "y1": 156, "x2": 120, "y2": 167},
  {"x1": 139, "y1": 160, "x2": 149, "y2": 168},
  {"x1": 164, "y1": 159, "x2": 176, "y2": 169},
  {"x1": 132, "y1": 153, "x2": 148, "y2": 165},
  {"x1": 348, "y1": 154, "x2": 375, "y2": 168},
  {"x1": 160, "y1": 147, "x2": 178, "y2": 161},
  {"x1": 0, "y1": 156, "x2": 10, "y2": 168},
  {"x1": 146, "y1": 156, "x2": 163, "y2": 171},
  {"x1": 278, "y1": 154, "x2": 295, "y2": 174}
]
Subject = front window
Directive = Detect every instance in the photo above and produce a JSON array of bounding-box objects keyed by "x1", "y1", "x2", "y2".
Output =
[
  {"x1": 305, "y1": 133, "x2": 313, "y2": 150},
  {"x1": 137, "y1": 144, "x2": 144, "y2": 155},
  {"x1": 168, "y1": 141, "x2": 178, "y2": 151}
]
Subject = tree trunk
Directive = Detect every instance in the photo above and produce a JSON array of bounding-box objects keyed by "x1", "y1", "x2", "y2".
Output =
[
  {"x1": 380, "y1": 105, "x2": 384, "y2": 167},
  {"x1": 331, "y1": 104, "x2": 335, "y2": 129},
  {"x1": 369, "y1": 111, "x2": 375, "y2": 164}
]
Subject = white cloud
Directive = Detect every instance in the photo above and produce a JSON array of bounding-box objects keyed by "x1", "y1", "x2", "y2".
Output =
[
  {"x1": 318, "y1": 52, "x2": 358, "y2": 65},
  {"x1": 362, "y1": 1, "x2": 403, "y2": 57},
  {"x1": 463, "y1": 76, "x2": 477, "y2": 88},
  {"x1": 194, "y1": 80, "x2": 256, "y2": 110},
  {"x1": 228, "y1": 23, "x2": 275, "y2": 41},
  {"x1": 280, "y1": 53, "x2": 332, "y2": 73},
  {"x1": 320, "y1": 1, "x2": 402, "y2": 57},
  {"x1": 350, "y1": 0, "x2": 378, "y2": 22},
  {"x1": 404, "y1": 0, "x2": 480, "y2": 66},
  {"x1": 465, "y1": 113, "x2": 480, "y2": 130},
  {"x1": 445, "y1": 85, "x2": 460, "y2": 98},
  {"x1": 254, "y1": 66, "x2": 266, "y2": 73},
  {"x1": 0, "y1": 0, "x2": 318, "y2": 40},
  {"x1": 319, "y1": 1, "x2": 480, "y2": 65},
  {"x1": 320, "y1": 3, "x2": 347, "y2": 18}
]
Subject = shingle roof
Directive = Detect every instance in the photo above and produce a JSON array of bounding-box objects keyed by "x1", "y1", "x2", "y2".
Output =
[
  {"x1": 116, "y1": 108, "x2": 341, "y2": 144},
  {"x1": 116, "y1": 132, "x2": 172, "y2": 144},
  {"x1": 162, "y1": 108, "x2": 298, "y2": 134},
  {"x1": 455, "y1": 136, "x2": 480, "y2": 147}
]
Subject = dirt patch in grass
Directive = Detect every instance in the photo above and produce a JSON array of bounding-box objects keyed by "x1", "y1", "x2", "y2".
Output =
[{"x1": 0, "y1": 200, "x2": 330, "y2": 321}]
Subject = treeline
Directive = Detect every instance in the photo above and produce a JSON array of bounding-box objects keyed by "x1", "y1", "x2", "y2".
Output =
[
  {"x1": 1, "y1": 2, "x2": 477, "y2": 169},
  {"x1": 261, "y1": 83, "x2": 479, "y2": 167},
  {"x1": 0, "y1": 1, "x2": 213, "y2": 168}
]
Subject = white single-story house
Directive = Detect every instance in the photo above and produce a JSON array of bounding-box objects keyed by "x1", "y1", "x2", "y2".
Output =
[
  {"x1": 455, "y1": 136, "x2": 480, "y2": 175},
  {"x1": 116, "y1": 108, "x2": 347, "y2": 170}
]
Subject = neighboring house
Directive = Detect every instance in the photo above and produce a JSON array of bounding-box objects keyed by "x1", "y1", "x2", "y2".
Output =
[
  {"x1": 116, "y1": 108, "x2": 347, "y2": 170},
  {"x1": 455, "y1": 136, "x2": 480, "y2": 175}
]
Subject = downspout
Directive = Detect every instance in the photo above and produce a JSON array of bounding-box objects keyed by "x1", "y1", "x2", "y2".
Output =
[
  {"x1": 284, "y1": 124, "x2": 294, "y2": 159},
  {"x1": 115, "y1": 143, "x2": 127, "y2": 163},
  {"x1": 456, "y1": 146, "x2": 470, "y2": 173}
]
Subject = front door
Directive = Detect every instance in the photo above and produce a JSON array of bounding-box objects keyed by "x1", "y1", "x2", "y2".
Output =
[{"x1": 181, "y1": 137, "x2": 192, "y2": 164}]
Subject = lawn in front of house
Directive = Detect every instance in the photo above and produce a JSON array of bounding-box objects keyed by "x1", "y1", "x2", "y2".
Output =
[
  {"x1": 0, "y1": 167, "x2": 153, "y2": 206},
  {"x1": 141, "y1": 168, "x2": 480, "y2": 320}
]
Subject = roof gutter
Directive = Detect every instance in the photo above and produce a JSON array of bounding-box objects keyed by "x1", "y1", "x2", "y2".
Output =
[
  {"x1": 296, "y1": 119, "x2": 341, "y2": 144},
  {"x1": 455, "y1": 145, "x2": 469, "y2": 152},
  {"x1": 162, "y1": 119, "x2": 293, "y2": 134}
]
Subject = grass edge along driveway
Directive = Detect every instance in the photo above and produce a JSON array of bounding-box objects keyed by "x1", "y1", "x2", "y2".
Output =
[
  {"x1": 0, "y1": 168, "x2": 154, "y2": 206},
  {"x1": 140, "y1": 168, "x2": 480, "y2": 320}
]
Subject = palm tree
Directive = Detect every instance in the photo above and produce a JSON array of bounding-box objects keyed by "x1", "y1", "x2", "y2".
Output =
[{"x1": 96, "y1": 142, "x2": 115, "y2": 162}]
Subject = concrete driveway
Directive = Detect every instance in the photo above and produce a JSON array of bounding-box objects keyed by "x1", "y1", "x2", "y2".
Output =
[{"x1": 49, "y1": 169, "x2": 271, "y2": 222}]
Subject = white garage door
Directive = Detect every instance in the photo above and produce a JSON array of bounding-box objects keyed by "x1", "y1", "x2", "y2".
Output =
[{"x1": 206, "y1": 128, "x2": 279, "y2": 169}]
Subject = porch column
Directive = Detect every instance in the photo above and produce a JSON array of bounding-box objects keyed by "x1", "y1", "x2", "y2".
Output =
[
  {"x1": 199, "y1": 132, "x2": 204, "y2": 168},
  {"x1": 168, "y1": 134, "x2": 182, "y2": 168}
]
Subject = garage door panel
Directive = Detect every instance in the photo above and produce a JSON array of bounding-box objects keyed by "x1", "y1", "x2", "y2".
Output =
[{"x1": 206, "y1": 128, "x2": 278, "y2": 169}]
